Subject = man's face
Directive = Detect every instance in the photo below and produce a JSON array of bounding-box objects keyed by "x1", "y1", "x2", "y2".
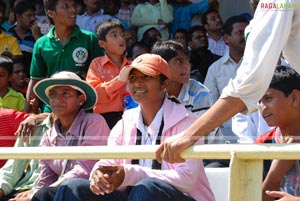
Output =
[
  {"x1": 124, "y1": 30, "x2": 136, "y2": 49},
  {"x1": 205, "y1": 11, "x2": 223, "y2": 32},
  {"x1": 17, "y1": 9, "x2": 36, "y2": 30},
  {"x1": 49, "y1": 0, "x2": 77, "y2": 27},
  {"x1": 84, "y1": 0, "x2": 101, "y2": 13},
  {"x1": 103, "y1": 0, "x2": 118, "y2": 15},
  {"x1": 224, "y1": 22, "x2": 248, "y2": 53},
  {"x1": 189, "y1": 30, "x2": 208, "y2": 50},
  {"x1": 147, "y1": 29, "x2": 161, "y2": 40}
]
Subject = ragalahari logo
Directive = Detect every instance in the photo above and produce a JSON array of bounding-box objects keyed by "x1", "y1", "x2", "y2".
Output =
[{"x1": 259, "y1": 2, "x2": 296, "y2": 11}]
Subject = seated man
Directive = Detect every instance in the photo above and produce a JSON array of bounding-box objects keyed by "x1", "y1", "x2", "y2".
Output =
[{"x1": 17, "y1": 71, "x2": 110, "y2": 200}]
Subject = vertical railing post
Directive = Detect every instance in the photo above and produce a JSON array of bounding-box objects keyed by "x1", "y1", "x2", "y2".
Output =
[{"x1": 229, "y1": 152, "x2": 263, "y2": 201}]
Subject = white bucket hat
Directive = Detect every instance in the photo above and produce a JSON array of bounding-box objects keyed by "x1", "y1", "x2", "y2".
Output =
[{"x1": 34, "y1": 71, "x2": 97, "y2": 110}]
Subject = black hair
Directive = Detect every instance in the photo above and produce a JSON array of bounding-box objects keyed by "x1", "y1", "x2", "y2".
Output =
[
  {"x1": 187, "y1": 25, "x2": 206, "y2": 42},
  {"x1": 270, "y1": 65, "x2": 300, "y2": 97},
  {"x1": 14, "y1": 1, "x2": 36, "y2": 20},
  {"x1": 223, "y1": 15, "x2": 249, "y2": 35},
  {"x1": 133, "y1": 42, "x2": 150, "y2": 50},
  {"x1": 201, "y1": 9, "x2": 219, "y2": 26},
  {"x1": 173, "y1": 28, "x2": 188, "y2": 41},
  {"x1": 43, "y1": 0, "x2": 59, "y2": 25},
  {"x1": 140, "y1": 27, "x2": 161, "y2": 49},
  {"x1": 0, "y1": 0, "x2": 6, "y2": 11},
  {"x1": 102, "y1": 0, "x2": 120, "y2": 15},
  {"x1": 0, "y1": 55, "x2": 13, "y2": 74},
  {"x1": 95, "y1": 18, "x2": 124, "y2": 41},
  {"x1": 8, "y1": 0, "x2": 14, "y2": 8},
  {"x1": 12, "y1": 56, "x2": 25, "y2": 65},
  {"x1": 43, "y1": 0, "x2": 58, "y2": 11},
  {"x1": 160, "y1": 74, "x2": 168, "y2": 83},
  {"x1": 151, "y1": 40, "x2": 187, "y2": 62}
]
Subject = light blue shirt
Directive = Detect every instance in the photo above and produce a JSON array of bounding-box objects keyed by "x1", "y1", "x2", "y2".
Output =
[
  {"x1": 169, "y1": 78, "x2": 212, "y2": 117},
  {"x1": 170, "y1": 0, "x2": 210, "y2": 37},
  {"x1": 76, "y1": 11, "x2": 112, "y2": 33}
]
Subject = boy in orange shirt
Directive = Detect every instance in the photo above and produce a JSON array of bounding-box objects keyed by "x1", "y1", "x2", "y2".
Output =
[{"x1": 86, "y1": 19, "x2": 131, "y2": 129}]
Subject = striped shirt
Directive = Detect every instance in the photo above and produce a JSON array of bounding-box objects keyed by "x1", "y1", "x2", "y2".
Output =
[
  {"x1": 0, "y1": 109, "x2": 30, "y2": 167},
  {"x1": 169, "y1": 78, "x2": 212, "y2": 117}
]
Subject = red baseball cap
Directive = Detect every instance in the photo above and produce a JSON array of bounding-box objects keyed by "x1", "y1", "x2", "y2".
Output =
[{"x1": 119, "y1": 53, "x2": 170, "y2": 82}]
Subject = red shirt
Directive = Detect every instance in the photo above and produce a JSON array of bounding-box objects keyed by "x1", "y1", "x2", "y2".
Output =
[
  {"x1": 0, "y1": 108, "x2": 30, "y2": 167},
  {"x1": 255, "y1": 128, "x2": 276, "y2": 144}
]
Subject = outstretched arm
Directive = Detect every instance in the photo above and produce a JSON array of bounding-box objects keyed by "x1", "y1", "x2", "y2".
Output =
[{"x1": 156, "y1": 96, "x2": 246, "y2": 163}]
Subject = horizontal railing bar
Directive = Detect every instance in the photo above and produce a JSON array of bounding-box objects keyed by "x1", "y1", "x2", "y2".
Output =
[{"x1": 0, "y1": 144, "x2": 299, "y2": 160}]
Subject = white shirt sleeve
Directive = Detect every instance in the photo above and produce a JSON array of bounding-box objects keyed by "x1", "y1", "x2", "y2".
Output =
[{"x1": 221, "y1": 0, "x2": 295, "y2": 113}]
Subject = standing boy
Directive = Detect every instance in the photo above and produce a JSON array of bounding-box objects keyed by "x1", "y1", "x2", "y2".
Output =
[
  {"x1": 25, "y1": 0, "x2": 103, "y2": 113},
  {"x1": 7, "y1": 1, "x2": 41, "y2": 76},
  {"x1": 86, "y1": 18, "x2": 131, "y2": 129}
]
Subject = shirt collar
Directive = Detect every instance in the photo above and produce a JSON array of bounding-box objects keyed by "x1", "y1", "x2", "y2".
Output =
[
  {"x1": 48, "y1": 25, "x2": 81, "y2": 40},
  {"x1": 100, "y1": 54, "x2": 131, "y2": 68},
  {"x1": 136, "y1": 101, "x2": 164, "y2": 136},
  {"x1": 39, "y1": 113, "x2": 53, "y2": 129},
  {"x1": 80, "y1": 10, "x2": 103, "y2": 17},
  {"x1": 167, "y1": 82, "x2": 190, "y2": 104},
  {"x1": 206, "y1": 33, "x2": 225, "y2": 42},
  {"x1": 50, "y1": 109, "x2": 86, "y2": 141},
  {"x1": 221, "y1": 50, "x2": 242, "y2": 65}
]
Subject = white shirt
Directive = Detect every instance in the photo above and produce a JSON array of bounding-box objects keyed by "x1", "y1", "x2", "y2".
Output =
[
  {"x1": 207, "y1": 34, "x2": 228, "y2": 56},
  {"x1": 232, "y1": 111, "x2": 273, "y2": 143},
  {"x1": 136, "y1": 103, "x2": 163, "y2": 168},
  {"x1": 76, "y1": 11, "x2": 112, "y2": 33},
  {"x1": 222, "y1": 0, "x2": 300, "y2": 114},
  {"x1": 204, "y1": 51, "x2": 242, "y2": 129}
]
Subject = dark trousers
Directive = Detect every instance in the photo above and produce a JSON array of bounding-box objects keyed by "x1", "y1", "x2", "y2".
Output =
[
  {"x1": 101, "y1": 111, "x2": 123, "y2": 129},
  {"x1": 53, "y1": 178, "x2": 195, "y2": 201},
  {"x1": 31, "y1": 187, "x2": 58, "y2": 201}
]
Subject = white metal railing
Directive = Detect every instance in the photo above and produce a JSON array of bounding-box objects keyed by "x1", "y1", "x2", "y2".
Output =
[{"x1": 1, "y1": 144, "x2": 299, "y2": 201}]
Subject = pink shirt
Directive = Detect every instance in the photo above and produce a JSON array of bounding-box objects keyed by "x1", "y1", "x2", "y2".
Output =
[
  {"x1": 37, "y1": 110, "x2": 110, "y2": 188},
  {"x1": 92, "y1": 99, "x2": 215, "y2": 201},
  {"x1": 86, "y1": 55, "x2": 131, "y2": 114}
]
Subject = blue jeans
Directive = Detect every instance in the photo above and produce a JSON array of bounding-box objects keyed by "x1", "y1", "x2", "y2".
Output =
[{"x1": 53, "y1": 178, "x2": 195, "y2": 201}]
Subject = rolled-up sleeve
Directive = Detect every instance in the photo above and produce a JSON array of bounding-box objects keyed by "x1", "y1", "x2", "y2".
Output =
[{"x1": 221, "y1": 1, "x2": 293, "y2": 113}]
